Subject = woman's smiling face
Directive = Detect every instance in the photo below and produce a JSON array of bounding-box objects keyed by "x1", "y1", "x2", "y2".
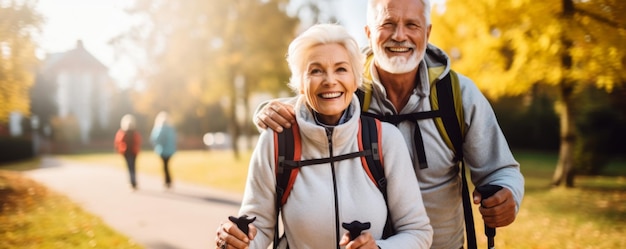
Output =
[{"x1": 301, "y1": 43, "x2": 357, "y2": 125}]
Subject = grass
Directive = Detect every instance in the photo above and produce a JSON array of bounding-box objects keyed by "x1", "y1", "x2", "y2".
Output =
[
  {"x1": 492, "y1": 150, "x2": 626, "y2": 248},
  {"x1": 56, "y1": 149, "x2": 252, "y2": 193},
  {"x1": 3, "y1": 149, "x2": 626, "y2": 248},
  {"x1": 0, "y1": 170, "x2": 142, "y2": 249}
]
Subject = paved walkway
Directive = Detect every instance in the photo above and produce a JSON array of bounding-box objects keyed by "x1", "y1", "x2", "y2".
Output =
[{"x1": 25, "y1": 156, "x2": 242, "y2": 249}]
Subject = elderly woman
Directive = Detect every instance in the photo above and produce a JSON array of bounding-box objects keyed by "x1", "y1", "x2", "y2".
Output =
[{"x1": 215, "y1": 24, "x2": 432, "y2": 249}]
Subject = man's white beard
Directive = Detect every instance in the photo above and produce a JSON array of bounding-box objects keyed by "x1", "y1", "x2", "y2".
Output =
[{"x1": 373, "y1": 47, "x2": 421, "y2": 74}]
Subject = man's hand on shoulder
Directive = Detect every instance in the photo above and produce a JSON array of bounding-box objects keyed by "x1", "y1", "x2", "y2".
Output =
[{"x1": 255, "y1": 100, "x2": 296, "y2": 133}]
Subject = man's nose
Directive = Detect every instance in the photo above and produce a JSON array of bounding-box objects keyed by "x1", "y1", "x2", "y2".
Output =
[{"x1": 392, "y1": 25, "x2": 407, "y2": 42}]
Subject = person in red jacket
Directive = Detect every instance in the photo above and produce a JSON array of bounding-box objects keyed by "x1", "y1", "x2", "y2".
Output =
[{"x1": 114, "y1": 114, "x2": 142, "y2": 190}]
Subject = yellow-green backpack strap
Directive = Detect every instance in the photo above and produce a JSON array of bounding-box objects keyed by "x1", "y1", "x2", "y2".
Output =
[
  {"x1": 430, "y1": 70, "x2": 465, "y2": 160},
  {"x1": 360, "y1": 53, "x2": 375, "y2": 111}
]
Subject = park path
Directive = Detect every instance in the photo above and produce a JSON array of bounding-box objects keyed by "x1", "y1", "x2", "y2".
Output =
[{"x1": 24, "y1": 156, "x2": 242, "y2": 249}]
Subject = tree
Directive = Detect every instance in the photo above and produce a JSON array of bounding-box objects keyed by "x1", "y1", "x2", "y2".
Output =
[
  {"x1": 112, "y1": 0, "x2": 298, "y2": 158},
  {"x1": 0, "y1": 0, "x2": 41, "y2": 125},
  {"x1": 431, "y1": 0, "x2": 626, "y2": 187}
]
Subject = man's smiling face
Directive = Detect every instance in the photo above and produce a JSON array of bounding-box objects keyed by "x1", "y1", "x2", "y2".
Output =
[{"x1": 366, "y1": 0, "x2": 431, "y2": 74}]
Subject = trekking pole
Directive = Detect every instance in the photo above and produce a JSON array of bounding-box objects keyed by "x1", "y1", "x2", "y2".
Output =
[
  {"x1": 342, "y1": 220, "x2": 371, "y2": 241},
  {"x1": 228, "y1": 215, "x2": 257, "y2": 235},
  {"x1": 476, "y1": 184, "x2": 503, "y2": 249}
]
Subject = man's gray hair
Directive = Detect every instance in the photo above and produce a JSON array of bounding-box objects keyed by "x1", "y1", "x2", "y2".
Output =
[{"x1": 366, "y1": 0, "x2": 431, "y2": 27}]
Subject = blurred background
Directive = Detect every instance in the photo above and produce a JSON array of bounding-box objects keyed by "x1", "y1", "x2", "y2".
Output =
[{"x1": 1, "y1": 0, "x2": 625, "y2": 186}]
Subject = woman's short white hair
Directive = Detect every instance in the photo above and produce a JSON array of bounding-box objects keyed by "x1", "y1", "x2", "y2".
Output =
[
  {"x1": 286, "y1": 23, "x2": 364, "y2": 92},
  {"x1": 120, "y1": 114, "x2": 136, "y2": 131}
]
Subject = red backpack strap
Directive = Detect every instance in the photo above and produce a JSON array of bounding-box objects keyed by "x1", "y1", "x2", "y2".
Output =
[
  {"x1": 358, "y1": 116, "x2": 384, "y2": 187},
  {"x1": 275, "y1": 124, "x2": 301, "y2": 206},
  {"x1": 358, "y1": 117, "x2": 385, "y2": 189},
  {"x1": 358, "y1": 116, "x2": 394, "y2": 238},
  {"x1": 273, "y1": 123, "x2": 301, "y2": 248}
]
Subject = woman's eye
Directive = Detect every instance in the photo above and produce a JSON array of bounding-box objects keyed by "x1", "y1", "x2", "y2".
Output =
[
  {"x1": 337, "y1": 67, "x2": 348, "y2": 73},
  {"x1": 310, "y1": 68, "x2": 323, "y2": 75}
]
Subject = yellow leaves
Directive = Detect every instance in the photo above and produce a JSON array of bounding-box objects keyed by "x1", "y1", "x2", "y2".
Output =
[
  {"x1": 596, "y1": 76, "x2": 615, "y2": 92},
  {"x1": 538, "y1": 34, "x2": 553, "y2": 50},
  {"x1": 432, "y1": 0, "x2": 626, "y2": 99},
  {"x1": 0, "y1": 1, "x2": 41, "y2": 123}
]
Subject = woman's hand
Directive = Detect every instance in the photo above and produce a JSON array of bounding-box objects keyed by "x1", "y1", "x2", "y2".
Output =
[
  {"x1": 339, "y1": 231, "x2": 379, "y2": 249},
  {"x1": 215, "y1": 220, "x2": 257, "y2": 249}
]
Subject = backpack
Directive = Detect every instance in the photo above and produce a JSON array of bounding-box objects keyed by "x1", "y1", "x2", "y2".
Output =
[
  {"x1": 122, "y1": 130, "x2": 137, "y2": 155},
  {"x1": 272, "y1": 115, "x2": 393, "y2": 248},
  {"x1": 356, "y1": 53, "x2": 480, "y2": 248}
]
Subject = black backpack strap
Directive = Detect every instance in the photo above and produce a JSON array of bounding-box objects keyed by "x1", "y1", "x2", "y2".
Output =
[
  {"x1": 361, "y1": 111, "x2": 431, "y2": 169},
  {"x1": 460, "y1": 160, "x2": 476, "y2": 249},
  {"x1": 274, "y1": 126, "x2": 298, "y2": 249},
  {"x1": 436, "y1": 72, "x2": 464, "y2": 161},
  {"x1": 359, "y1": 116, "x2": 394, "y2": 239},
  {"x1": 356, "y1": 88, "x2": 366, "y2": 110},
  {"x1": 436, "y1": 72, "x2": 475, "y2": 249},
  {"x1": 282, "y1": 150, "x2": 372, "y2": 169}
]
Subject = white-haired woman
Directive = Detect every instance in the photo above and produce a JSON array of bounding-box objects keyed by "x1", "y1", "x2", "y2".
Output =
[
  {"x1": 215, "y1": 24, "x2": 432, "y2": 249},
  {"x1": 114, "y1": 114, "x2": 142, "y2": 190}
]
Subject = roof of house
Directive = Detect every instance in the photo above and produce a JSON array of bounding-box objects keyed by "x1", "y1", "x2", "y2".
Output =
[{"x1": 42, "y1": 40, "x2": 108, "y2": 74}]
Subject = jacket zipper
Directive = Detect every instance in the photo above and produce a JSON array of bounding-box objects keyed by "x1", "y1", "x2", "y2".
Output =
[{"x1": 326, "y1": 127, "x2": 341, "y2": 249}]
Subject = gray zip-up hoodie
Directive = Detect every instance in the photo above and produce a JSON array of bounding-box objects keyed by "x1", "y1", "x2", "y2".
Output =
[
  {"x1": 363, "y1": 44, "x2": 524, "y2": 249},
  {"x1": 241, "y1": 96, "x2": 433, "y2": 249}
]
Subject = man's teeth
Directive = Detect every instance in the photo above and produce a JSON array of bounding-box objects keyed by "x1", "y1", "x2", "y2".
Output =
[
  {"x1": 320, "y1": 92, "x2": 342, "y2": 99},
  {"x1": 388, "y1": 47, "x2": 410, "y2": 52}
]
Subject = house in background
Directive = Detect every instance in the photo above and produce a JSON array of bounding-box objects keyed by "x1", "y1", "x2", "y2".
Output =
[{"x1": 33, "y1": 40, "x2": 114, "y2": 144}]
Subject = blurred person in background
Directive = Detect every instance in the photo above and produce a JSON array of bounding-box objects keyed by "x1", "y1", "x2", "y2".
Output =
[
  {"x1": 115, "y1": 114, "x2": 142, "y2": 191},
  {"x1": 150, "y1": 111, "x2": 177, "y2": 189}
]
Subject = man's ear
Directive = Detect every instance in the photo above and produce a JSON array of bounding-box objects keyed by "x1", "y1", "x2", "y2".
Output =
[
  {"x1": 365, "y1": 25, "x2": 371, "y2": 39},
  {"x1": 426, "y1": 24, "x2": 432, "y2": 41}
]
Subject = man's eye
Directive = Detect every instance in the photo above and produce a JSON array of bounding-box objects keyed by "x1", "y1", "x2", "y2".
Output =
[
  {"x1": 408, "y1": 23, "x2": 419, "y2": 29},
  {"x1": 381, "y1": 21, "x2": 395, "y2": 27}
]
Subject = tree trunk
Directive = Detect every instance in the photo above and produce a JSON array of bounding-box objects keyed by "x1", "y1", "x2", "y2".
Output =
[
  {"x1": 242, "y1": 74, "x2": 253, "y2": 151},
  {"x1": 551, "y1": 82, "x2": 576, "y2": 187},
  {"x1": 552, "y1": 0, "x2": 577, "y2": 187},
  {"x1": 229, "y1": 72, "x2": 241, "y2": 160}
]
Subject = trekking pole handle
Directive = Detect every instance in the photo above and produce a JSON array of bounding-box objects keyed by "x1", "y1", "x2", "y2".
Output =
[
  {"x1": 476, "y1": 184, "x2": 503, "y2": 249},
  {"x1": 228, "y1": 215, "x2": 257, "y2": 235},
  {"x1": 342, "y1": 220, "x2": 371, "y2": 241}
]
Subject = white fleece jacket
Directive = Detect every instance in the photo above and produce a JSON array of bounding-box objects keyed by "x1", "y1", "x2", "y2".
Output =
[{"x1": 240, "y1": 95, "x2": 433, "y2": 249}]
